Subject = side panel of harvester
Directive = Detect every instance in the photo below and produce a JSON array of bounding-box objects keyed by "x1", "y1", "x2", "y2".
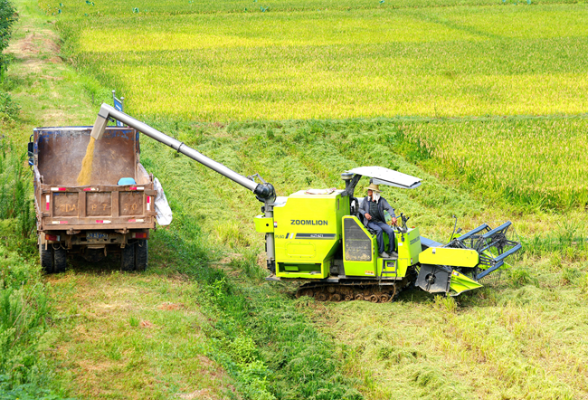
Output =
[
  {"x1": 272, "y1": 191, "x2": 350, "y2": 279},
  {"x1": 395, "y1": 228, "x2": 422, "y2": 276}
]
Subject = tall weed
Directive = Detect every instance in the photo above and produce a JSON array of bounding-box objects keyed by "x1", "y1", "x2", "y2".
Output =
[{"x1": 0, "y1": 141, "x2": 35, "y2": 241}]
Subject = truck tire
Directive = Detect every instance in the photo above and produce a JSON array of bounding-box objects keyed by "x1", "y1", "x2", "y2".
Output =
[
  {"x1": 54, "y1": 246, "x2": 67, "y2": 274},
  {"x1": 134, "y1": 240, "x2": 148, "y2": 272},
  {"x1": 39, "y1": 244, "x2": 54, "y2": 274},
  {"x1": 121, "y1": 244, "x2": 135, "y2": 272}
]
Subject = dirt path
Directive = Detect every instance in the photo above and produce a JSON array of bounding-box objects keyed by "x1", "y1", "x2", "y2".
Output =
[
  {"x1": 7, "y1": 1, "x2": 235, "y2": 398},
  {"x1": 6, "y1": 0, "x2": 96, "y2": 130},
  {"x1": 46, "y1": 271, "x2": 230, "y2": 400}
]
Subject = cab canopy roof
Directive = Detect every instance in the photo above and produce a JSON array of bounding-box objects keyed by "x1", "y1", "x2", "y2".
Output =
[{"x1": 347, "y1": 166, "x2": 421, "y2": 189}]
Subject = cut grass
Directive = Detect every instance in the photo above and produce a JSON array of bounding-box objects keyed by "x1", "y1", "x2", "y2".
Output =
[
  {"x1": 46, "y1": 270, "x2": 235, "y2": 400},
  {"x1": 138, "y1": 117, "x2": 588, "y2": 399},
  {"x1": 317, "y1": 282, "x2": 587, "y2": 400}
]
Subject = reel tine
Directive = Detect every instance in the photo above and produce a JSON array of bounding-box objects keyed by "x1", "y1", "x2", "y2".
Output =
[
  {"x1": 481, "y1": 221, "x2": 512, "y2": 240},
  {"x1": 455, "y1": 223, "x2": 490, "y2": 242},
  {"x1": 453, "y1": 221, "x2": 523, "y2": 281},
  {"x1": 476, "y1": 243, "x2": 523, "y2": 279}
]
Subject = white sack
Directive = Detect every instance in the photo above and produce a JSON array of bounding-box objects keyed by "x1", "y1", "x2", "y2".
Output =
[{"x1": 153, "y1": 177, "x2": 173, "y2": 226}]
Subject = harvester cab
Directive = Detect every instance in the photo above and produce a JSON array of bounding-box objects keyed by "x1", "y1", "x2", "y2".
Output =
[{"x1": 89, "y1": 103, "x2": 522, "y2": 302}]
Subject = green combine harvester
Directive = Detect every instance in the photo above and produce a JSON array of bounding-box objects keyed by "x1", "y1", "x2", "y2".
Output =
[
  {"x1": 89, "y1": 104, "x2": 522, "y2": 302},
  {"x1": 256, "y1": 167, "x2": 522, "y2": 301}
]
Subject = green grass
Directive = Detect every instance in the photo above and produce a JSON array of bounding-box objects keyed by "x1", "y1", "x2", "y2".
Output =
[{"x1": 45, "y1": 265, "x2": 238, "y2": 399}]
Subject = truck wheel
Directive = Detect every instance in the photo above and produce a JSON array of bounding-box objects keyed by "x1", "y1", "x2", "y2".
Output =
[
  {"x1": 134, "y1": 240, "x2": 148, "y2": 272},
  {"x1": 39, "y1": 244, "x2": 54, "y2": 274},
  {"x1": 54, "y1": 246, "x2": 67, "y2": 273},
  {"x1": 121, "y1": 244, "x2": 135, "y2": 272}
]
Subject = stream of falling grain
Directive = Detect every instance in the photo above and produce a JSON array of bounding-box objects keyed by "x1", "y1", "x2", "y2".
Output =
[{"x1": 77, "y1": 137, "x2": 96, "y2": 186}]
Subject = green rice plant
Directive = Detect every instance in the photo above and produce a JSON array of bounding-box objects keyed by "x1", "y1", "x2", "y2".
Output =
[
  {"x1": 213, "y1": 220, "x2": 250, "y2": 248},
  {"x1": 507, "y1": 267, "x2": 537, "y2": 287},
  {"x1": 434, "y1": 295, "x2": 457, "y2": 313},
  {"x1": 579, "y1": 273, "x2": 588, "y2": 295},
  {"x1": 128, "y1": 315, "x2": 139, "y2": 327},
  {"x1": 0, "y1": 0, "x2": 18, "y2": 81},
  {"x1": 560, "y1": 267, "x2": 582, "y2": 286},
  {"x1": 0, "y1": 91, "x2": 20, "y2": 120},
  {"x1": 229, "y1": 253, "x2": 266, "y2": 280},
  {"x1": 399, "y1": 117, "x2": 588, "y2": 210},
  {"x1": 0, "y1": 283, "x2": 49, "y2": 387}
]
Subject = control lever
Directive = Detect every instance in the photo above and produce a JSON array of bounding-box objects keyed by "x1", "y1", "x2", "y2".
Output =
[{"x1": 397, "y1": 213, "x2": 409, "y2": 233}]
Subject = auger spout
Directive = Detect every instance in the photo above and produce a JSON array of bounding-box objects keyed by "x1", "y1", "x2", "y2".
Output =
[{"x1": 90, "y1": 103, "x2": 277, "y2": 273}]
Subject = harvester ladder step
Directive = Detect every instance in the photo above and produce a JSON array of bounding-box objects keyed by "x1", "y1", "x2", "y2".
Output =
[{"x1": 381, "y1": 259, "x2": 398, "y2": 274}]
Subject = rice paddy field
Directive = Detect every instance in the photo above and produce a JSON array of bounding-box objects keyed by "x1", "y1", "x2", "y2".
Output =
[
  {"x1": 42, "y1": 0, "x2": 588, "y2": 121},
  {"x1": 5, "y1": 0, "x2": 588, "y2": 398}
]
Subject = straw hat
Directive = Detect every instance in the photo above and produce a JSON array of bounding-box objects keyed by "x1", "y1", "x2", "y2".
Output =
[{"x1": 366, "y1": 183, "x2": 381, "y2": 192}]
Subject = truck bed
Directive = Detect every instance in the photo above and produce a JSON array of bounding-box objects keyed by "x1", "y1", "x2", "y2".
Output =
[{"x1": 33, "y1": 126, "x2": 156, "y2": 231}]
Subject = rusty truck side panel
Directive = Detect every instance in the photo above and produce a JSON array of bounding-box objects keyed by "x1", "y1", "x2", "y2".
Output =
[{"x1": 33, "y1": 126, "x2": 156, "y2": 242}]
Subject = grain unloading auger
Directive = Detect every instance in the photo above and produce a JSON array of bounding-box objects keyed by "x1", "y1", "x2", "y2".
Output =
[
  {"x1": 91, "y1": 104, "x2": 522, "y2": 301},
  {"x1": 90, "y1": 104, "x2": 279, "y2": 273}
]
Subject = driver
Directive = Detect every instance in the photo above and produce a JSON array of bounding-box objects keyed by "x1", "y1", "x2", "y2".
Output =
[{"x1": 360, "y1": 183, "x2": 397, "y2": 258}]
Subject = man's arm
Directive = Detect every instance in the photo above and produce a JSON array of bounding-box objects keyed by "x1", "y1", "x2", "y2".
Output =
[
  {"x1": 381, "y1": 198, "x2": 396, "y2": 218},
  {"x1": 359, "y1": 197, "x2": 367, "y2": 215},
  {"x1": 359, "y1": 197, "x2": 372, "y2": 221}
]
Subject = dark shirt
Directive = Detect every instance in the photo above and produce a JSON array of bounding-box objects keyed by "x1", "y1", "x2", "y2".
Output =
[{"x1": 369, "y1": 200, "x2": 383, "y2": 223}]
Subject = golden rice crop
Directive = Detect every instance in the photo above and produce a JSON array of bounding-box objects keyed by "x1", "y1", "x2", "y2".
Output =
[
  {"x1": 39, "y1": 0, "x2": 540, "y2": 16},
  {"x1": 401, "y1": 117, "x2": 588, "y2": 209},
  {"x1": 40, "y1": 0, "x2": 588, "y2": 210},
  {"x1": 45, "y1": 3, "x2": 588, "y2": 121}
]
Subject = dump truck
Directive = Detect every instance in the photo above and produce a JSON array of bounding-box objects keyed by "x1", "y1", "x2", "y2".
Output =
[
  {"x1": 81, "y1": 103, "x2": 522, "y2": 299},
  {"x1": 30, "y1": 126, "x2": 157, "y2": 273}
]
